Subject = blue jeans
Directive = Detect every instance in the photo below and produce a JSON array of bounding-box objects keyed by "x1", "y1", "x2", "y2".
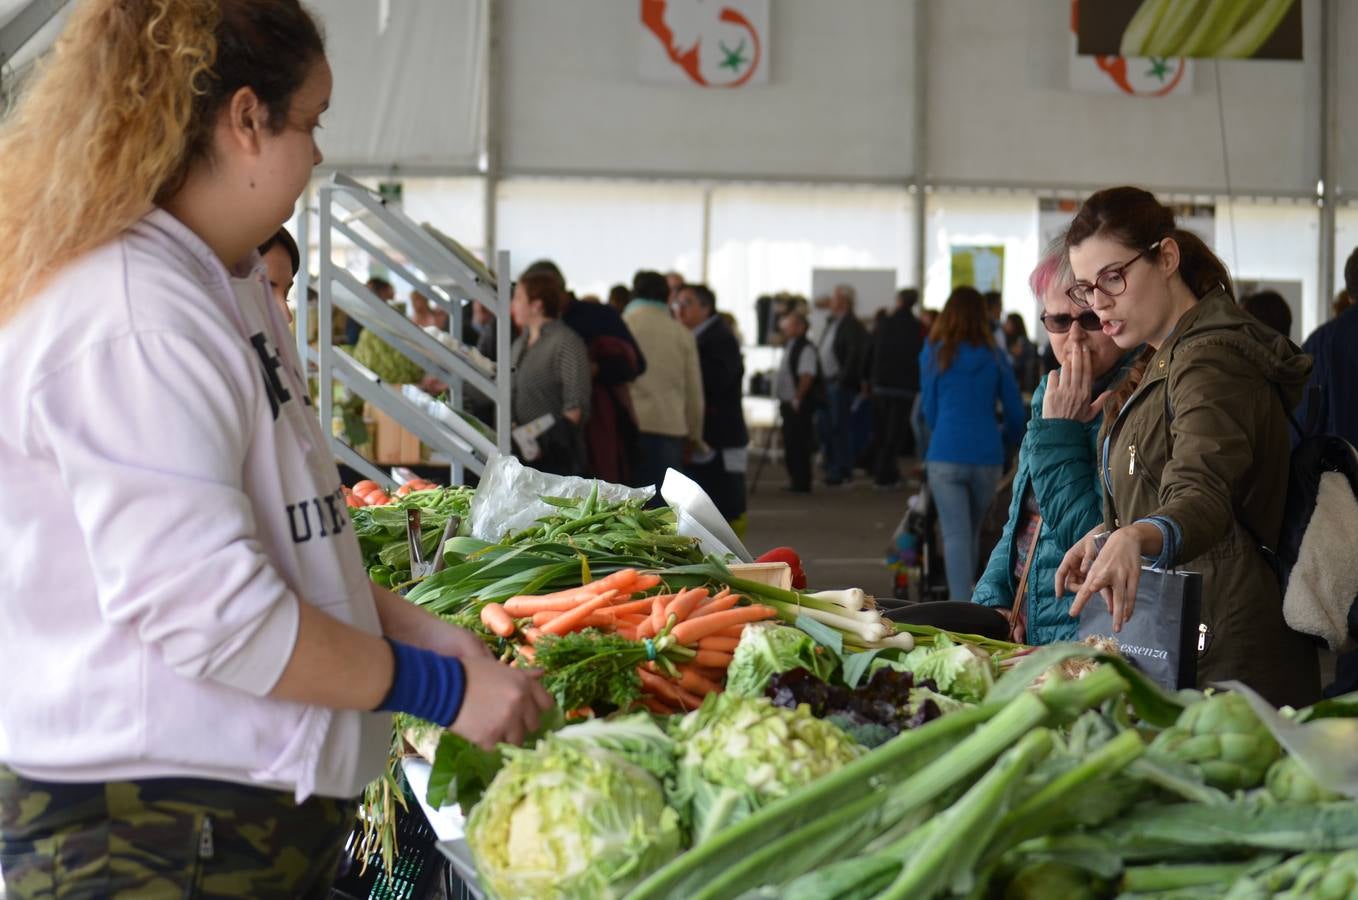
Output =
[
  {"x1": 817, "y1": 381, "x2": 856, "y2": 481},
  {"x1": 927, "y1": 461, "x2": 1002, "y2": 602}
]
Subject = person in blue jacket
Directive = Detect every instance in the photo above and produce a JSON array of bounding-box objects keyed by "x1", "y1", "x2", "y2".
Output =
[
  {"x1": 973, "y1": 244, "x2": 1138, "y2": 641},
  {"x1": 921, "y1": 287, "x2": 1027, "y2": 602}
]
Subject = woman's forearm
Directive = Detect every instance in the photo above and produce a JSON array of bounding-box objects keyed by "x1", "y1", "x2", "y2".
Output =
[{"x1": 268, "y1": 599, "x2": 393, "y2": 710}]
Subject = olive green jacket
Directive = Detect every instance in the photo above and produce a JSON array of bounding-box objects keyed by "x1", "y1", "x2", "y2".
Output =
[{"x1": 1098, "y1": 289, "x2": 1320, "y2": 707}]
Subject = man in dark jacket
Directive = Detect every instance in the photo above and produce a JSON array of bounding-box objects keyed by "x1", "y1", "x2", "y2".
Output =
[
  {"x1": 675, "y1": 284, "x2": 749, "y2": 524},
  {"x1": 864, "y1": 288, "x2": 924, "y2": 488},
  {"x1": 1297, "y1": 248, "x2": 1358, "y2": 447},
  {"x1": 818, "y1": 284, "x2": 869, "y2": 485}
]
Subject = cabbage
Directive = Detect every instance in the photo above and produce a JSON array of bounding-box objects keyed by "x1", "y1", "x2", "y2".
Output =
[
  {"x1": 726, "y1": 622, "x2": 838, "y2": 698},
  {"x1": 670, "y1": 693, "x2": 862, "y2": 844},
  {"x1": 895, "y1": 634, "x2": 995, "y2": 703},
  {"x1": 466, "y1": 737, "x2": 682, "y2": 899},
  {"x1": 353, "y1": 328, "x2": 425, "y2": 384}
]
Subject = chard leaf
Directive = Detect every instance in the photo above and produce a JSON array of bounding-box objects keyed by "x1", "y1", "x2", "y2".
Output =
[{"x1": 794, "y1": 614, "x2": 844, "y2": 659}]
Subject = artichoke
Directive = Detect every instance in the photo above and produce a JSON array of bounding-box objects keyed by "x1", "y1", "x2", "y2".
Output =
[
  {"x1": 1150, "y1": 692, "x2": 1281, "y2": 791},
  {"x1": 1265, "y1": 755, "x2": 1343, "y2": 804}
]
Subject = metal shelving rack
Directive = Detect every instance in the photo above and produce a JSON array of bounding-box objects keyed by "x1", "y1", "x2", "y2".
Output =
[{"x1": 301, "y1": 173, "x2": 512, "y2": 488}]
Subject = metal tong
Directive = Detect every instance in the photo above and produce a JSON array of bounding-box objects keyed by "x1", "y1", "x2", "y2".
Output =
[{"x1": 405, "y1": 507, "x2": 462, "y2": 579}]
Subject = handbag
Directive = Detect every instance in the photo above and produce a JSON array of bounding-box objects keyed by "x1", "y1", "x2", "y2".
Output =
[
  {"x1": 1008, "y1": 517, "x2": 1042, "y2": 645},
  {"x1": 1077, "y1": 563, "x2": 1204, "y2": 690}
]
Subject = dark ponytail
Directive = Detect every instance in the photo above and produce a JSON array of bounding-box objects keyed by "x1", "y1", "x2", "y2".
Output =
[{"x1": 1066, "y1": 186, "x2": 1233, "y2": 301}]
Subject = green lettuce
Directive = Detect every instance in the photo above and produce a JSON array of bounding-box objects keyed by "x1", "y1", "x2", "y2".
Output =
[
  {"x1": 725, "y1": 622, "x2": 838, "y2": 698},
  {"x1": 891, "y1": 633, "x2": 996, "y2": 703},
  {"x1": 467, "y1": 737, "x2": 682, "y2": 899},
  {"x1": 669, "y1": 693, "x2": 862, "y2": 845}
]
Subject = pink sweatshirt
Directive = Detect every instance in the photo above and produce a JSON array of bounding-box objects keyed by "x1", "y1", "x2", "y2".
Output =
[{"x1": 0, "y1": 210, "x2": 390, "y2": 800}]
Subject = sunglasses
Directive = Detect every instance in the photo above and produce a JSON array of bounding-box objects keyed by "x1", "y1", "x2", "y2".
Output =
[{"x1": 1040, "y1": 310, "x2": 1102, "y2": 334}]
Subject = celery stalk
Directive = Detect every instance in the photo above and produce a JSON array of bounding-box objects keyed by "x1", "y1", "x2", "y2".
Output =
[
  {"x1": 1179, "y1": 0, "x2": 1261, "y2": 56},
  {"x1": 1120, "y1": 0, "x2": 1174, "y2": 57},
  {"x1": 1121, "y1": 856, "x2": 1282, "y2": 892},
  {"x1": 625, "y1": 703, "x2": 996, "y2": 900},
  {"x1": 1144, "y1": 0, "x2": 1209, "y2": 56},
  {"x1": 685, "y1": 669, "x2": 1127, "y2": 899},
  {"x1": 878, "y1": 729, "x2": 1054, "y2": 899},
  {"x1": 1216, "y1": 0, "x2": 1296, "y2": 58}
]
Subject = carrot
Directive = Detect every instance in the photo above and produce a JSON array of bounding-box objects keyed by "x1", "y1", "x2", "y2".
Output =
[
  {"x1": 676, "y1": 665, "x2": 724, "y2": 697},
  {"x1": 365, "y1": 489, "x2": 391, "y2": 506},
  {"x1": 638, "y1": 668, "x2": 704, "y2": 711},
  {"x1": 697, "y1": 635, "x2": 740, "y2": 653},
  {"x1": 522, "y1": 627, "x2": 543, "y2": 645},
  {"x1": 638, "y1": 595, "x2": 667, "y2": 639},
  {"x1": 616, "y1": 625, "x2": 639, "y2": 641},
  {"x1": 688, "y1": 593, "x2": 742, "y2": 619},
  {"x1": 630, "y1": 573, "x2": 663, "y2": 592},
  {"x1": 503, "y1": 593, "x2": 591, "y2": 616},
  {"x1": 540, "y1": 590, "x2": 619, "y2": 636},
  {"x1": 584, "y1": 568, "x2": 642, "y2": 594},
  {"x1": 671, "y1": 605, "x2": 777, "y2": 645},
  {"x1": 480, "y1": 603, "x2": 517, "y2": 638},
  {"x1": 691, "y1": 649, "x2": 735, "y2": 669},
  {"x1": 602, "y1": 597, "x2": 655, "y2": 616},
  {"x1": 665, "y1": 588, "x2": 709, "y2": 622},
  {"x1": 642, "y1": 696, "x2": 679, "y2": 716},
  {"x1": 515, "y1": 645, "x2": 536, "y2": 663},
  {"x1": 531, "y1": 610, "x2": 648, "y2": 629}
]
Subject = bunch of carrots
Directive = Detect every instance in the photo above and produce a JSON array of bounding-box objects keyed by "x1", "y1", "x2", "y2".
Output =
[
  {"x1": 479, "y1": 568, "x2": 778, "y2": 715},
  {"x1": 343, "y1": 478, "x2": 440, "y2": 509}
]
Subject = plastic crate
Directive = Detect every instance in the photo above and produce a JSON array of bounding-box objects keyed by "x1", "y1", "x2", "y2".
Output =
[{"x1": 330, "y1": 781, "x2": 443, "y2": 900}]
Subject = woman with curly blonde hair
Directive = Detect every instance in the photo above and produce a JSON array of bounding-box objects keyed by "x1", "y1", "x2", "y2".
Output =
[{"x1": 0, "y1": 2, "x2": 550, "y2": 894}]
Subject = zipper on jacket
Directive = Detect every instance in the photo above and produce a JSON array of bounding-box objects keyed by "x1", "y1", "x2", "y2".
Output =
[
  {"x1": 199, "y1": 815, "x2": 215, "y2": 861},
  {"x1": 1128, "y1": 444, "x2": 1137, "y2": 476},
  {"x1": 1197, "y1": 623, "x2": 1208, "y2": 653}
]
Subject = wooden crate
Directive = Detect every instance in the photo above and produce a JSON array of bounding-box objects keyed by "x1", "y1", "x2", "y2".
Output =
[{"x1": 365, "y1": 401, "x2": 424, "y2": 464}]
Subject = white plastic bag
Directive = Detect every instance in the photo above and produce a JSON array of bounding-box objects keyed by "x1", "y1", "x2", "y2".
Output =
[{"x1": 469, "y1": 453, "x2": 653, "y2": 541}]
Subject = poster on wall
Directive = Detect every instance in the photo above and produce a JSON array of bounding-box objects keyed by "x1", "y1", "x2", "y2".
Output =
[
  {"x1": 1039, "y1": 199, "x2": 1215, "y2": 250},
  {"x1": 951, "y1": 246, "x2": 1005, "y2": 294},
  {"x1": 1076, "y1": 0, "x2": 1302, "y2": 60},
  {"x1": 1070, "y1": 0, "x2": 1192, "y2": 97},
  {"x1": 639, "y1": 0, "x2": 770, "y2": 88}
]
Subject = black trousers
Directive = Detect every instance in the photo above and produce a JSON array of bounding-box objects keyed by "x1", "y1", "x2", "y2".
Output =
[
  {"x1": 872, "y1": 392, "x2": 916, "y2": 486},
  {"x1": 780, "y1": 401, "x2": 816, "y2": 491}
]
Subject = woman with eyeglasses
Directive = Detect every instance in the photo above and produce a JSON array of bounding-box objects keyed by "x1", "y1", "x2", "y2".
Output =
[
  {"x1": 973, "y1": 240, "x2": 1139, "y2": 643},
  {"x1": 1055, "y1": 186, "x2": 1319, "y2": 707}
]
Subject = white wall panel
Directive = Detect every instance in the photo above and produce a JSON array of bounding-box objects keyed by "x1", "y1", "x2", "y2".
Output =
[
  {"x1": 500, "y1": 0, "x2": 914, "y2": 180},
  {"x1": 707, "y1": 185, "x2": 915, "y2": 343},
  {"x1": 314, "y1": 0, "x2": 484, "y2": 168},
  {"x1": 926, "y1": 0, "x2": 1322, "y2": 195},
  {"x1": 495, "y1": 178, "x2": 706, "y2": 298},
  {"x1": 1335, "y1": 2, "x2": 1358, "y2": 198}
]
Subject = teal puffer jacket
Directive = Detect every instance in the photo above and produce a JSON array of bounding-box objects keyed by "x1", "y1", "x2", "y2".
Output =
[{"x1": 972, "y1": 359, "x2": 1131, "y2": 645}]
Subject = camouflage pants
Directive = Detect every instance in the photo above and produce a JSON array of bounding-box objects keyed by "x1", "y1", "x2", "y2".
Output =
[{"x1": 0, "y1": 767, "x2": 356, "y2": 899}]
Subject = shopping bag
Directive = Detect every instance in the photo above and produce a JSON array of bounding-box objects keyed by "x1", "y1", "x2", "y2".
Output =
[{"x1": 1077, "y1": 565, "x2": 1203, "y2": 690}]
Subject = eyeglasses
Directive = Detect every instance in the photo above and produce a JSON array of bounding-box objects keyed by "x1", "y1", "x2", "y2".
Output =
[
  {"x1": 1040, "y1": 310, "x2": 1103, "y2": 334},
  {"x1": 1066, "y1": 240, "x2": 1161, "y2": 308}
]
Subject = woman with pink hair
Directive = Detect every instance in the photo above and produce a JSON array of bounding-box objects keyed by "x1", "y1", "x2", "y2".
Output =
[{"x1": 971, "y1": 237, "x2": 1139, "y2": 643}]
